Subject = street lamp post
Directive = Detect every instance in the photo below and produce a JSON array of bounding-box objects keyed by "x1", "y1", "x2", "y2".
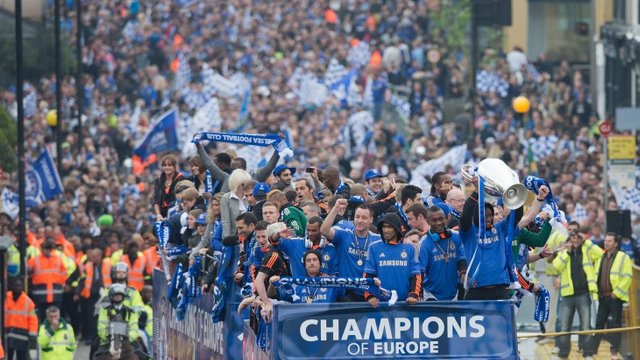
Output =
[{"x1": 55, "y1": 0, "x2": 63, "y2": 172}]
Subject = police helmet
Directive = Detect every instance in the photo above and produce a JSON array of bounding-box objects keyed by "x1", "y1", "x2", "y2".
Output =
[
  {"x1": 112, "y1": 261, "x2": 129, "y2": 281},
  {"x1": 108, "y1": 283, "x2": 127, "y2": 303}
]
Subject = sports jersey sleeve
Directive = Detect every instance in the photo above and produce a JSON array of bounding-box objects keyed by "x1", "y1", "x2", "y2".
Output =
[
  {"x1": 519, "y1": 220, "x2": 552, "y2": 247},
  {"x1": 259, "y1": 252, "x2": 286, "y2": 278},
  {"x1": 408, "y1": 247, "x2": 420, "y2": 275},
  {"x1": 330, "y1": 228, "x2": 349, "y2": 247}
]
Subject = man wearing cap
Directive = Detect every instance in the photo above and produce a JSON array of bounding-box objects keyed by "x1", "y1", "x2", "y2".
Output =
[
  {"x1": 272, "y1": 164, "x2": 296, "y2": 191},
  {"x1": 250, "y1": 183, "x2": 270, "y2": 221},
  {"x1": 364, "y1": 169, "x2": 384, "y2": 198},
  {"x1": 364, "y1": 213, "x2": 421, "y2": 307}
]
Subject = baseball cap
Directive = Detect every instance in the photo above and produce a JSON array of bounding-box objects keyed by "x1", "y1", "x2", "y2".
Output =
[
  {"x1": 273, "y1": 164, "x2": 296, "y2": 176},
  {"x1": 364, "y1": 169, "x2": 383, "y2": 181},
  {"x1": 195, "y1": 213, "x2": 207, "y2": 225},
  {"x1": 253, "y1": 182, "x2": 270, "y2": 197}
]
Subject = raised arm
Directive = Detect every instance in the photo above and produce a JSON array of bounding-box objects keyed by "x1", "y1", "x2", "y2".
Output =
[
  {"x1": 253, "y1": 151, "x2": 280, "y2": 182},
  {"x1": 321, "y1": 198, "x2": 347, "y2": 241},
  {"x1": 196, "y1": 142, "x2": 229, "y2": 184}
]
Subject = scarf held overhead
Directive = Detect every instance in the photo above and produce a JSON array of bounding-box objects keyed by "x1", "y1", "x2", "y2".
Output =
[{"x1": 193, "y1": 131, "x2": 294, "y2": 158}]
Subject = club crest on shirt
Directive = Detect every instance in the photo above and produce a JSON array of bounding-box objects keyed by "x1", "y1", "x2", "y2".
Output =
[
  {"x1": 450, "y1": 242, "x2": 456, "y2": 250},
  {"x1": 323, "y1": 254, "x2": 330, "y2": 262},
  {"x1": 400, "y1": 250, "x2": 408, "y2": 259}
]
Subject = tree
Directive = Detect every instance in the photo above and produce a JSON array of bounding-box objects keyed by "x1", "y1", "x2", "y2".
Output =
[
  {"x1": 0, "y1": 20, "x2": 76, "y2": 87},
  {"x1": 428, "y1": 0, "x2": 472, "y2": 53},
  {"x1": 0, "y1": 106, "x2": 17, "y2": 173}
]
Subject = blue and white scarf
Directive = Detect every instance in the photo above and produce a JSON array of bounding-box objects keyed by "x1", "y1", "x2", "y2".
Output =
[
  {"x1": 192, "y1": 131, "x2": 293, "y2": 158},
  {"x1": 534, "y1": 284, "x2": 551, "y2": 322},
  {"x1": 524, "y1": 176, "x2": 567, "y2": 228},
  {"x1": 524, "y1": 176, "x2": 557, "y2": 217},
  {"x1": 154, "y1": 221, "x2": 170, "y2": 250},
  {"x1": 273, "y1": 277, "x2": 398, "y2": 305}
]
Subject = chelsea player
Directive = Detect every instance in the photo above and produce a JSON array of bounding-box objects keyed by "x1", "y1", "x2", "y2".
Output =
[
  {"x1": 321, "y1": 199, "x2": 380, "y2": 302},
  {"x1": 364, "y1": 213, "x2": 421, "y2": 307},
  {"x1": 419, "y1": 206, "x2": 467, "y2": 301}
]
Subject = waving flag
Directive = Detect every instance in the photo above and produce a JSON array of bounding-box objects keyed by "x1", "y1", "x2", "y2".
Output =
[
  {"x1": 347, "y1": 41, "x2": 371, "y2": 68},
  {"x1": 324, "y1": 58, "x2": 347, "y2": 87},
  {"x1": 134, "y1": 108, "x2": 179, "y2": 160},
  {"x1": 341, "y1": 111, "x2": 374, "y2": 158},
  {"x1": 476, "y1": 70, "x2": 508, "y2": 97},
  {"x1": 25, "y1": 149, "x2": 63, "y2": 204},
  {"x1": 410, "y1": 144, "x2": 467, "y2": 192},
  {"x1": 527, "y1": 136, "x2": 558, "y2": 161}
]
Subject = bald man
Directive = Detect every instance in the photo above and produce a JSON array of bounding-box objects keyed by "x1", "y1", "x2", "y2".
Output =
[
  {"x1": 445, "y1": 188, "x2": 465, "y2": 229},
  {"x1": 322, "y1": 165, "x2": 350, "y2": 198}
]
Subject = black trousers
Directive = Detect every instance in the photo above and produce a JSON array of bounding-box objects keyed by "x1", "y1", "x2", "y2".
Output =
[
  {"x1": 7, "y1": 348, "x2": 29, "y2": 360},
  {"x1": 590, "y1": 295, "x2": 623, "y2": 354},
  {"x1": 81, "y1": 295, "x2": 100, "y2": 340},
  {"x1": 464, "y1": 286, "x2": 509, "y2": 300},
  {"x1": 62, "y1": 291, "x2": 81, "y2": 333}
]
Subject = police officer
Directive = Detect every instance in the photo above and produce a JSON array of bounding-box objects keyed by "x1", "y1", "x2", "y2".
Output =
[{"x1": 95, "y1": 284, "x2": 140, "y2": 360}]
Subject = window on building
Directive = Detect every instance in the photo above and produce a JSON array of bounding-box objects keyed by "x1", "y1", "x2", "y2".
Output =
[
  {"x1": 613, "y1": 0, "x2": 626, "y2": 22},
  {"x1": 528, "y1": 0, "x2": 591, "y2": 64}
]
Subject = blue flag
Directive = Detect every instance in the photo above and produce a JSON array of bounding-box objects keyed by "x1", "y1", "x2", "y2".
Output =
[
  {"x1": 133, "y1": 108, "x2": 178, "y2": 160},
  {"x1": 26, "y1": 149, "x2": 63, "y2": 204}
]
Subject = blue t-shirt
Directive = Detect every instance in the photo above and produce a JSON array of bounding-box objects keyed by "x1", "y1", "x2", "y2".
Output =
[
  {"x1": 331, "y1": 228, "x2": 381, "y2": 295},
  {"x1": 276, "y1": 237, "x2": 339, "y2": 276},
  {"x1": 460, "y1": 218, "x2": 519, "y2": 288},
  {"x1": 419, "y1": 231, "x2": 466, "y2": 300},
  {"x1": 364, "y1": 240, "x2": 420, "y2": 300}
]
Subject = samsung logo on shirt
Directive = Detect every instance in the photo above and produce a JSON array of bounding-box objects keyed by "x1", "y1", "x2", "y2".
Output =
[
  {"x1": 378, "y1": 260, "x2": 408, "y2": 267},
  {"x1": 477, "y1": 235, "x2": 500, "y2": 245}
]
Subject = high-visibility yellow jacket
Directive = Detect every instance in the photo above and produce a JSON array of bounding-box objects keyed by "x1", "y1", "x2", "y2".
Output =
[
  {"x1": 552, "y1": 239, "x2": 603, "y2": 300},
  {"x1": 38, "y1": 319, "x2": 76, "y2": 360},
  {"x1": 97, "y1": 305, "x2": 139, "y2": 345},
  {"x1": 545, "y1": 229, "x2": 568, "y2": 276},
  {"x1": 595, "y1": 250, "x2": 633, "y2": 302},
  {"x1": 7, "y1": 244, "x2": 20, "y2": 277}
]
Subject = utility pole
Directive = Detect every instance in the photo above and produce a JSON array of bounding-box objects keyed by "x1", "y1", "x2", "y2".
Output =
[
  {"x1": 15, "y1": 0, "x2": 26, "y2": 279},
  {"x1": 76, "y1": 0, "x2": 83, "y2": 153},
  {"x1": 55, "y1": 0, "x2": 63, "y2": 171}
]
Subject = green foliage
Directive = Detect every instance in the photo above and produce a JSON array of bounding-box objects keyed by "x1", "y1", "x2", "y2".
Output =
[
  {"x1": 0, "y1": 20, "x2": 76, "y2": 87},
  {"x1": 428, "y1": 0, "x2": 472, "y2": 52},
  {"x1": 0, "y1": 106, "x2": 17, "y2": 173}
]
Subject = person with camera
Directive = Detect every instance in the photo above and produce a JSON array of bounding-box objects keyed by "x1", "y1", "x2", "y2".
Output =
[{"x1": 551, "y1": 227, "x2": 603, "y2": 360}]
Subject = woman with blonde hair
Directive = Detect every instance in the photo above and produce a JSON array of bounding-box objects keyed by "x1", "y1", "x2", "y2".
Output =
[
  {"x1": 220, "y1": 169, "x2": 253, "y2": 238},
  {"x1": 191, "y1": 193, "x2": 223, "y2": 258}
]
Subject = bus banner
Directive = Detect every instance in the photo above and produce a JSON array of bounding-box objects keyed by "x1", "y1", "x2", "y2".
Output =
[{"x1": 271, "y1": 301, "x2": 517, "y2": 359}]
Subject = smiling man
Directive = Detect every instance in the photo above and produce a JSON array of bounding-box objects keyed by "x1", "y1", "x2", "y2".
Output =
[
  {"x1": 363, "y1": 169, "x2": 384, "y2": 198},
  {"x1": 419, "y1": 206, "x2": 467, "y2": 301}
]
